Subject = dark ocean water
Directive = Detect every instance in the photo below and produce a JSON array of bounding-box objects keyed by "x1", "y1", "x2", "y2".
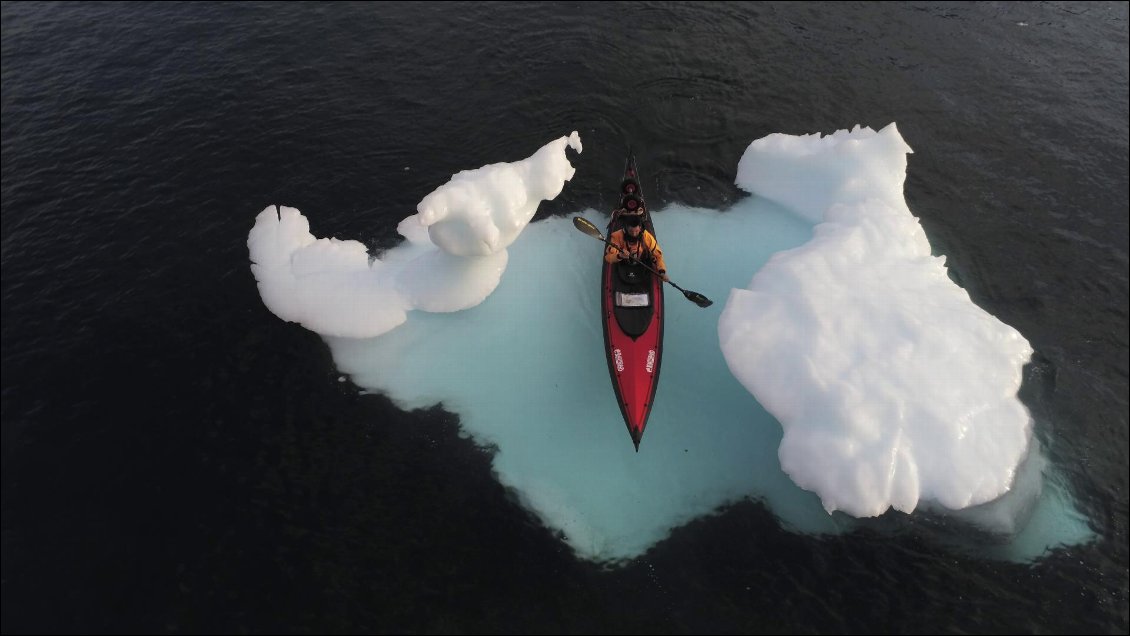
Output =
[{"x1": 2, "y1": 1, "x2": 1127, "y2": 633}]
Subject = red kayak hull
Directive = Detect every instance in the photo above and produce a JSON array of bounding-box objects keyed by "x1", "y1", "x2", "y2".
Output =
[
  {"x1": 602, "y1": 263, "x2": 664, "y2": 449},
  {"x1": 601, "y1": 153, "x2": 664, "y2": 450}
]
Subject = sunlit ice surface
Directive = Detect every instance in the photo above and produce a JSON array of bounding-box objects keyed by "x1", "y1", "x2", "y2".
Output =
[{"x1": 249, "y1": 128, "x2": 1092, "y2": 563}]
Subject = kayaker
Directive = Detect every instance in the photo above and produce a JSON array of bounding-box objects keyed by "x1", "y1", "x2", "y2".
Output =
[{"x1": 604, "y1": 208, "x2": 669, "y2": 281}]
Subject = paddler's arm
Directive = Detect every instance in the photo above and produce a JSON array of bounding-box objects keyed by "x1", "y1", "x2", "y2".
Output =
[
  {"x1": 605, "y1": 231, "x2": 627, "y2": 264},
  {"x1": 644, "y1": 232, "x2": 668, "y2": 279}
]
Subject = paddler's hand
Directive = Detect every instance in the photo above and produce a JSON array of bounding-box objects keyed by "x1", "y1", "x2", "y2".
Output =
[{"x1": 616, "y1": 251, "x2": 629, "y2": 261}]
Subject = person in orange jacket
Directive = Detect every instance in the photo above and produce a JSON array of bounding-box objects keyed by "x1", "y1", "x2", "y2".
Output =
[{"x1": 604, "y1": 207, "x2": 669, "y2": 281}]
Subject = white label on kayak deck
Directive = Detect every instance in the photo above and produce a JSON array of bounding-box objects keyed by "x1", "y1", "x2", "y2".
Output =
[
  {"x1": 646, "y1": 349, "x2": 656, "y2": 373},
  {"x1": 615, "y1": 292, "x2": 649, "y2": 307},
  {"x1": 613, "y1": 348, "x2": 624, "y2": 372}
]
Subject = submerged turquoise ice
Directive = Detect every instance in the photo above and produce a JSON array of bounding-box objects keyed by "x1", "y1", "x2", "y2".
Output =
[
  {"x1": 324, "y1": 201, "x2": 1089, "y2": 563},
  {"x1": 249, "y1": 129, "x2": 1094, "y2": 563}
]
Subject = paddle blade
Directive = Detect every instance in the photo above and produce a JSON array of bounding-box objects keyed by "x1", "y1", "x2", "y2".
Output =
[
  {"x1": 572, "y1": 216, "x2": 605, "y2": 240},
  {"x1": 684, "y1": 290, "x2": 713, "y2": 308}
]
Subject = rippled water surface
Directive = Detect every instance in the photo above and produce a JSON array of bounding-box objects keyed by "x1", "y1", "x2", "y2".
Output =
[{"x1": 2, "y1": 2, "x2": 1126, "y2": 633}]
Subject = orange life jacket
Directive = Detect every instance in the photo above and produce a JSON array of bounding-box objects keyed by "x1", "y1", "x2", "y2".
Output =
[{"x1": 604, "y1": 229, "x2": 667, "y2": 274}]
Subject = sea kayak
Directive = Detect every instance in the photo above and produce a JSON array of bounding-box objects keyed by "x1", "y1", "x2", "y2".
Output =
[{"x1": 601, "y1": 152, "x2": 664, "y2": 450}]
